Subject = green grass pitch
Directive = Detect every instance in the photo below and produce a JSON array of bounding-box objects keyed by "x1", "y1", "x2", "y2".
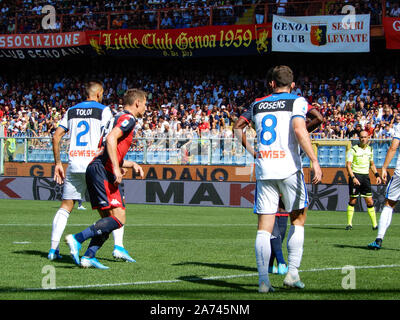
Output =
[{"x1": 1, "y1": 199, "x2": 400, "y2": 300}]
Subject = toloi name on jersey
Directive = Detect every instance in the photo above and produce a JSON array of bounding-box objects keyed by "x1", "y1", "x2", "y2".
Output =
[
  {"x1": 68, "y1": 107, "x2": 103, "y2": 120},
  {"x1": 256, "y1": 150, "x2": 286, "y2": 159}
]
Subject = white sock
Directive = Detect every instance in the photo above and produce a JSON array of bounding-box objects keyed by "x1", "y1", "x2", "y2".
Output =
[
  {"x1": 112, "y1": 225, "x2": 124, "y2": 247},
  {"x1": 50, "y1": 208, "x2": 70, "y2": 250},
  {"x1": 255, "y1": 230, "x2": 271, "y2": 286},
  {"x1": 287, "y1": 225, "x2": 304, "y2": 278},
  {"x1": 377, "y1": 206, "x2": 393, "y2": 240}
]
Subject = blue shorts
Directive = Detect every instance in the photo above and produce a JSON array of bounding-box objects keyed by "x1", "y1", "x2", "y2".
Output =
[{"x1": 85, "y1": 161, "x2": 125, "y2": 210}]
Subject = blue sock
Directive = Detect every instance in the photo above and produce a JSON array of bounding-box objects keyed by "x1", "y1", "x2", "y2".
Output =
[
  {"x1": 84, "y1": 233, "x2": 110, "y2": 258},
  {"x1": 75, "y1": 216, "x2": 122, "y2": 244},
  {"x1": 270, "y1": 236, "x2": 286, "y2": 265}
]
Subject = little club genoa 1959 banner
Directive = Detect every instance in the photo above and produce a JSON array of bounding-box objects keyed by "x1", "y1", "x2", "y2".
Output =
[{"x1": 271, "y1": 14, "x2": 370, "y2": 53}]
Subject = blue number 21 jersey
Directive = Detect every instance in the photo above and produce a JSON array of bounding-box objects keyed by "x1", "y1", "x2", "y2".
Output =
[
  {"x1": 59, "y1": 101, "x2": 113, "y2": 173},
  {"x1": 240, "y1": 92, "x2": 308, "y2": 180}
]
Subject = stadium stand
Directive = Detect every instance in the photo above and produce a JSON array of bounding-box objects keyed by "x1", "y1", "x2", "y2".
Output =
[{"x1": 0, "y1": 0, "x2": 392, "y2": 34}]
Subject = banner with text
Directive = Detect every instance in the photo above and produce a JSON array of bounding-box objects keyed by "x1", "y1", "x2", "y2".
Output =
[
  {"x1": 0, "y1": 32, "x2": 90, "y2": 59},
  {"x1": 383, "y1": 17, "x2": 400, "y2": 49},
  {"x1": 0, "y1": 177, "x2": 397, "y2": 213},
  {"x1": 272, "y1": 14, "x2": 370, "y2": 52},
  {"x1": 86, "y1": 24, "x2": 271, "y2": 57}
]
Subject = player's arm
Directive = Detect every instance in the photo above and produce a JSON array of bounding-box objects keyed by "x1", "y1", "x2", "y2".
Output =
[
  {"x1": 52, "y1": 126, "x2": 67, "y2": 184},
  {"x1": 233, "y1": 117, "x2": 256, "y2": 159},
  {"x1": 233, "y1": 105, "x2": 255, "y2": 158},
  {"x1": 106, "y1": 126, "x2": 125, "y2": 186},
  {"x1": 292, "y1": 116, "x2": 322, "y2": 184},
  {"x1": 381, "y1": 138, "x2": 400, "y2": 184},
  {"x1": 122, "y1": 160, "x2": 144, "y2": 179},
  {"x1": 346, "y1": 160, "x2": 360, "y2": 186},
  {"x1": 370, "y1": 160, "x2": 381, "y2": 185},
  {"x1": 346, "y1": 148, "x2": 360, "y2": 186},
  {"x1": 306, "y1": 107, "x2": 324, "y2": 133}
]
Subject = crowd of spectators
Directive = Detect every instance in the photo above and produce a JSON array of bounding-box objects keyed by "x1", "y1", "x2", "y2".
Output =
[
  {"x1": 0, "y1": 0, "x2": 397, "y2": 34},
  {"x1": 1, "y1": 53, "x2": 399, "y2": 144}
]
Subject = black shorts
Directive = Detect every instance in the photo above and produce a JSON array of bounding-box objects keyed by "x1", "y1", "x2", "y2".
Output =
[
  {"x1": 85, "y1": 161, "x2": 125, "y2": 210},
  {"x1": 349, "y1": 173, "x2": 372, "y2": 198}
]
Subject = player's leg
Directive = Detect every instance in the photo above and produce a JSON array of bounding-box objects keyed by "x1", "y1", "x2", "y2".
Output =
[
  {"x1": 254, "y1": 180, "x2": 279, "y2": 293},
  {"x1": 364, "y1": 197, "x2": 378, "y2": 230},
  {"x1": 80, "y1": 207, "x2": 127, "y2": 269},
  {"x1": 280, "y1": 171, "x2": 308, "y2": 289},
  {"x1": 48, "y1": 170, "x2": 82, "y2": 260},
  {"x1": 346, "y1": 177, "x2": 359, "y2": 230},
  {"x1": 268, "y1": 218, "x2": 280, "y2": 274},
  {"x1": 368, "y1": 175, "x2": 399, "y2": 249},
  {"x1": 269, "y1": 216, "x2": 288, "y2": 274},
  {"x1": 68, "y1": 208, "x2": 125, "y2": 269},
  {"x1": 49, "y1": 199, "x2": 75, "y2": 260},
  {"x1": 77, "y1": 199, "x2": 86, "y2": 210},
  {"x1": 360, "y1": 176, "x2": 377, "y2": 229},
  {"x1": 368, "y1": 199, "x2": 396, "y2": 249}
]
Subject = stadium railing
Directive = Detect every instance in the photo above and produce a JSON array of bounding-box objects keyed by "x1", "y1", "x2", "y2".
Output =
[
  {"x1": 6, "y1": 0, "x2": 387, "y2": 34},
  {"x1": 0, "y1": 137, "x2": 395, "y2": 169}
]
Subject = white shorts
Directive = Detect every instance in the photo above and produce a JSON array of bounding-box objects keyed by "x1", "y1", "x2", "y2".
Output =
[
  {"x1": 385, "y1": 174, "x2": 400, "y2": 202},
  {"x1": 62, "y1": 170, "x2": 87, "y2": 201},
  {"x1": 254, "y1": 170, "x2": 308, "y2": 214}
]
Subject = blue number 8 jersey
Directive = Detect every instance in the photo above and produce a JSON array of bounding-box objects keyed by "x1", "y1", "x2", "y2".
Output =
[{"x1": 240, "y1": 92, "x2": 308, "y2": 180}]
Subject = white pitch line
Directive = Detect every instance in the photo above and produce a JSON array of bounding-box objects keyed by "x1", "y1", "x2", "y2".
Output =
[{"x1": 22, "y1": 264, "x2": 400, "y2": 291}]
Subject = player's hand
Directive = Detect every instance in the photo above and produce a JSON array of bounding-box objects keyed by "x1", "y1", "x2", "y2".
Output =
[
  {"x1": 121, "y1": 168, "x2": 128, "y2": 177},
  {"x1": 376, "y1": 176, "x2": 382, "y2": 185},
  {"x1": 113, "y1": 167, "x2": 123, "y2": 186},
  {"x1": 311, "y1": 161, "x2": 322, "y2": 184},
  {"x1": 53, "y1": 163, "x2": 65, "y2": 185},
  {"x1": 382, "y1": 168, "x2": 388, "y2": 184},
  {"x1": 132, "y1": 162, "x2": 144, "y2": 179},
  {"x1": 353, "y1": 177, "x2": 361, "y2": 186}
]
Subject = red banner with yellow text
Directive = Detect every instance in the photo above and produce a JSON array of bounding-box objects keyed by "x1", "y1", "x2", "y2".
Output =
[{"x1": 86, "y1": 24, "x2": 271, "y2": 57}]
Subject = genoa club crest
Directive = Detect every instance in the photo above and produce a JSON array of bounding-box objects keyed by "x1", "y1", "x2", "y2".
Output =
[{"x1": 310, "y1": 25, "x2": 327, "y2": 46}]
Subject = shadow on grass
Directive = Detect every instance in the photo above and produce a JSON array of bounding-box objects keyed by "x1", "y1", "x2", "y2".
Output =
[
  {"x1": 176, "y1": 275, "x2": 255, "y2": 292},
  {"x1": 333, "y1": 244, "x2": 400, "y2": 251},
  {"x1": 172, "y1": 261, "x2": 257, "y2": 273},
  {"x1": 310, "y1": 226, "x2": 346, "y2": 230}
]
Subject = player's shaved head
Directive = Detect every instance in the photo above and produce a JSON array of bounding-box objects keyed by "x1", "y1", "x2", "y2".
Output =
[{"x1": 85, "y1": 81, "x2": 104, "y2": 101}]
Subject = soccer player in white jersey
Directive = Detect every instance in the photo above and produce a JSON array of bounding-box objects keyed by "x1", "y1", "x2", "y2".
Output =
[
  {"x1": 48, "y1": 81, "x2": 135, "y2": 263},
  {"x1": 234, "y1": 65, "x2": 322, "y2": 292},
  {"x1": 368, "y1": 124, "x2": 400, "y2": 250}
]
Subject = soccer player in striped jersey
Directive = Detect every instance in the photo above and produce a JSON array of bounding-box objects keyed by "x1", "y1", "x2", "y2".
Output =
[
  {"x1": 234, "y1": 65, "x2": 322, "y2": 292},
  {"x1": 65, "y1": 88, "x2": 146, "y2": 269},
  {"x1": 48, "y1": 81, "x2": 133, "y2": 263}
]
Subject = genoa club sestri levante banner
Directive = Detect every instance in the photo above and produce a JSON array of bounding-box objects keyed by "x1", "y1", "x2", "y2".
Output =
[{"x1": 272, "y1": 14, "x2": 370, "y2": 52}]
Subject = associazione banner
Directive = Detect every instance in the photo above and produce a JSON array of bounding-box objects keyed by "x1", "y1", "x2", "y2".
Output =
[
  {"x1": 0, "y1": 32, "x2": 90, "y2": 59},
  {"x1": 383, "y1": 17, "x2": 400, "y2": 49},
  {"x1": 272, "y1": 14, "x2": 370, "y2": 52}
]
